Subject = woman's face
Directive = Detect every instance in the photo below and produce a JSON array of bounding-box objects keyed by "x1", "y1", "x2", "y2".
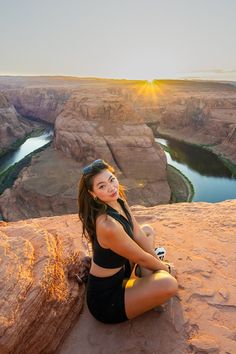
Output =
[{"x1": 90, "y1": 169, "x2": 119, "y2": 203}]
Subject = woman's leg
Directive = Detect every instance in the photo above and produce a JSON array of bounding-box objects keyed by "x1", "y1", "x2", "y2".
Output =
[
  {"x1": 141, "y1": 224, "x2": 155, "y2": 248},
  {"x1": 125, "y1": 224, "x2": 177, "y2": 319},
  {"x1": 137, "y1": 224, "x2": 155, "y2": 277},
  {"x1": 124, "y1": 271, "x2": 178, "y2": 319}
]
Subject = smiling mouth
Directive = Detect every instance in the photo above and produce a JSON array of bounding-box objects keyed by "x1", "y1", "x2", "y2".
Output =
[{"x1": 111, "y1": 191, "x2": 117, "y2": 197}]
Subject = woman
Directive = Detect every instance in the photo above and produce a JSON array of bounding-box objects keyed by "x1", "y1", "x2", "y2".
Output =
[{"x1": 78, "y1": 159, "x2": 178, "y2": 324}]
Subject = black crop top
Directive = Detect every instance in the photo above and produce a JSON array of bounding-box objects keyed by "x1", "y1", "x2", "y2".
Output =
[{"x1": 93, "y1": 198, "x2": 134, "y2": 269}]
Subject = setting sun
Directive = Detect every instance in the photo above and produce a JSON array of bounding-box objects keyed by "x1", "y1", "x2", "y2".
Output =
[{"x1": 134, "y1": 79, "x2": 163, "y2": 101}]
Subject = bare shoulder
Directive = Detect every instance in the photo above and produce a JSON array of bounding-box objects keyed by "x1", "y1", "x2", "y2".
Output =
[
  {"x1": 96, "y1": 214, "x2": 123, "y2": 248},
  {"x1": 96, "y1": 214, "x2": 121, "y2": 242}
]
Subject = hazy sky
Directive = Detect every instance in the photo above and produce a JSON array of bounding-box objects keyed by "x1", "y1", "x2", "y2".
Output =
[{"x1": 1, "y1": 0, "x2": 236, "y2": 80}]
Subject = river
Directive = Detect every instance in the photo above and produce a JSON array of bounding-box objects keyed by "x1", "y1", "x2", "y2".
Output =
[
  {"x1": 0, "y1": 128, "x2": 53, "y2": 174},
  {"x1": 156, "y1": 137, "x2": 236, "y2": 202},
  {"x1": 0, "y1": 128, "x2": 54, "y2": 220},
  {"x1": 0, "y1": 129, "x2": 235, "y2": 212}
]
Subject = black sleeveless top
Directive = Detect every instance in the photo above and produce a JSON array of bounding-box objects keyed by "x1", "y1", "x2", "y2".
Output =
[{"x1": 93, "y1": 198, "x2": 134, "y2": 268}]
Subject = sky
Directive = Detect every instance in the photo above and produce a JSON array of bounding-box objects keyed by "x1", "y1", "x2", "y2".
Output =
[{"x1": 1, "y1": 0, "x2": 236, "y2": 81}]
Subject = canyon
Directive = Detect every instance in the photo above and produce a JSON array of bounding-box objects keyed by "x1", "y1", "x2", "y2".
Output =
[
  {"x1": 0, "y1": 77, "x2": 235, "y2": 353},
  {"x1": 0, "y1": 76, "x2": 236, "y2": 221},
  {"x1": 0, "y1": 92, "x2": 36, "y2": 156}
]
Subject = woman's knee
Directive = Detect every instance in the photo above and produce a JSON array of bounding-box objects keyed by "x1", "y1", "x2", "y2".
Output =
[
  {"x1": 141, "y1": 224, "x2": 154, "y2": 237},
  {"x1": 163, "y1": 276, "x2": 178, "y2": 297},
  {"x1": 153, "y1": 273, "x2": 178, "y2": 297},
  {"x1": 166, "y1": 276, "x2": 178, "y2": 296}
]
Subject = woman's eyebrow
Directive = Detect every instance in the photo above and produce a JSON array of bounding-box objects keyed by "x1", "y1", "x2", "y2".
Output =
[{"x1": 96, "y1": 175, "x2": 113, "y2": 187}]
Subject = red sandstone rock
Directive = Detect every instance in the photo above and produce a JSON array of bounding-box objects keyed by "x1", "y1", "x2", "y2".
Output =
[
  {"x1": 1, "y1": 77, "x2": 236, "y2": 222},
  {"x1": 189, "y1": 335, "x2": 220, "y2": 353},
  {"x1": 4, "y1": 88, "x2": 71, "y2": 124},
  {"x1": 0, "y1": 147, "x2": 81, "y2": 221},
  {"x1": 58, "y1": 200, "x2": 236, "y2": 354},
  {"x1": 53, "y1": 89, "x2": 170, "y2": 205},
  {"x1": 1, "y1": 200, "x2": 233, "y2": 353},
  {"x1": 0, "y1": 141, "x2": 170, "y2": 221},
  {"x1": 0, "y1": 214, "x2": 88, "y2": 354},
  {"x1": 0, "y1": 87, "x2": 171, "y2": 221},
  {"x1": 1, "y1": 77, "x2": 236, "y2": 163},
  {"x1": 0, "y1": 92, "x2": 35, "y2": 152}
]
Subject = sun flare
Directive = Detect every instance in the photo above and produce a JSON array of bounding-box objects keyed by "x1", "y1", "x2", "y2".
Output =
[{"x1": 134, "y1": 79, "x2": 163, "y2": 101}]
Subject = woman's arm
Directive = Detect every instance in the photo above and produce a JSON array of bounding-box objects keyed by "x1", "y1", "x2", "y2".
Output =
[
  {"x1": 96, "y1": 216, "x2": 169, "y2": 272},
  {"x1": 124, "y1": 202, "x2": 158, "y2": 258}
]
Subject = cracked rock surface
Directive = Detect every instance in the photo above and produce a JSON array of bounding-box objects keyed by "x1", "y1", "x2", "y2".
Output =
[{"x1": 1, "y1": 200, "x2": 234, "y2": 353}]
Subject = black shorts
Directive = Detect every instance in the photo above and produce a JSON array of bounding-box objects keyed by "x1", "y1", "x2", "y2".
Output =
[{"x1": 86, "y1": 262, "x2": 131, "y2": 324}]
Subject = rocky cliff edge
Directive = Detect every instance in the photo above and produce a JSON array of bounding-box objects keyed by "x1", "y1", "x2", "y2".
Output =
[{"x1": 0, "y1": 200, "x2": 235, "y2": 354}]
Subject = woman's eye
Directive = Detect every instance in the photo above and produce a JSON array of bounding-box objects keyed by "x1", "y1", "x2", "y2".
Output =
[{"x1": 99, "y1": 185, "x2": 105, "y2": 190}]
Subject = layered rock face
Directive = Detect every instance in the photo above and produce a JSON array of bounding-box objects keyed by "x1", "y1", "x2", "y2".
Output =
[
  {"x1": 1, "y1": 77, "x2": 236, "y2": 164},
  {"x1": 1, "y1": 77, "x2": 236, "y2": 222},
  {"x1": 11, "y1": 79, "x2": 235, "y2": 163},
  {"x1": 130, "y1": 80, "x2": 236, "y2": 163},
  {"x1": 215, "y1": 124, "x2": 236, "y2": 163},
  {"x1": 0, "y1": 87, "x2": 170, "y2": 221},
  {"x1": 54, "y1": 89, "x2": 170, "y2": 205},
  {"x1": 3, "y1": 88, "x2": 71, "y2": 124},
  {"x1": 0, "y1": 92, "x2": 35, "y2": 154},
  {"x1": 0, "y1": 213, "x2": 88, "y2": 354},
  {"x1": 0, "y1": 200, "x2": 235, "y2": 354},
  {"x1": 0, "y1": 146, "x2": 81, "y2": 221}
]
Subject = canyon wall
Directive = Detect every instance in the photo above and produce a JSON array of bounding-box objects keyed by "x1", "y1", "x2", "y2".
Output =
[
  {"x1": 53, "y1": 88, "x2": 170, "y2": 204},
  {"x1": 0, "y1": 146, "x2": 81, "y2": 221},
  {"x1": 0, "y1": 87, "x2": 170, "y2": 221},
  {"x1": 0, "y1": 77, "x2": 236, "y2": 221},
  {"x1": 3, "y1": 88, "x2": 71, "y2": 124},
  {"x1": 0, "y1": 92, "x2": 35, "y2": 155},
  {"x1": 129, "y1": 80, "x2": 236, "y2": 163},
  {"x1": 2, "y1": 77, "x2": 235, "y2": 162}
]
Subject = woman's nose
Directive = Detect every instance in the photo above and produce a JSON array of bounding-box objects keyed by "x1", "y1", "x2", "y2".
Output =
[{"x1": 108, "y1": 184, "x2": 115, "y2": 192}]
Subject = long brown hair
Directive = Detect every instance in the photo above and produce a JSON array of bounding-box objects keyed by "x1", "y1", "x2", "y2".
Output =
[{"x1": 78, "y1": 160, "x2": 126, "y2": 247}]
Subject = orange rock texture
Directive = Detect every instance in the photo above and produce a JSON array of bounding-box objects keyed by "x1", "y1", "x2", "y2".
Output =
[
  {"x1": 4, "y1": 87, "x2": 71, "y2": 124},
  {"x1": 53, "y1": 88, "x2": 170, "y2": 205},
  {"x1": 1, "y1": 77, "x2": 236, "y2": 163},
  {"x1": 0, "y1": 214, "x2": 88, "y2": 354},
  {"x1": 0, "y1": 76, "x2": 236, "y2": 221},
  {"x1": 0, "y1": 147, "x2": 81, "y2": 221},
  {"x1": 0, "y1": 200, "x2": 235, "y2": 354}
]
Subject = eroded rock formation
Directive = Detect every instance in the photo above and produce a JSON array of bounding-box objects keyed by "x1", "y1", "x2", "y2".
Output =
[
  {"x1": 0, "y1": 146, "x2": 81, "y2": 221},
  {"x1": 0, "y1": 87, "x2": 171, "y2": 221},
  {"x1": 0, "y1": 213, "x2": 88, "y2": 354},
  {"x1": 53, "y1": 89, "x2": 170, "y2": 205},
  {"x1": 134, "y1": 81, "x2": 236, "y2": 163},
  {"x1": 0, "y1": 77, "x2": 236, "y2": 221},
  {"x1": 0, "y1": 200, "x2": 235, "y2": 354},
  {"x1": 3, "y1": 88, "x2": 71, "y2": 124},
  {"x1": 2, "y1": 77, "x2": 236, "y2": 163},
  {"x1": 0, "y1": 92, "x2": 35, "y2": 155}
]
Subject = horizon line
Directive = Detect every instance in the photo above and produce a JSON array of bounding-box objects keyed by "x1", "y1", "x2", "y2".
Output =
[{"x1": 0, "y1": 73, "x2": 236, "y2": 84}]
